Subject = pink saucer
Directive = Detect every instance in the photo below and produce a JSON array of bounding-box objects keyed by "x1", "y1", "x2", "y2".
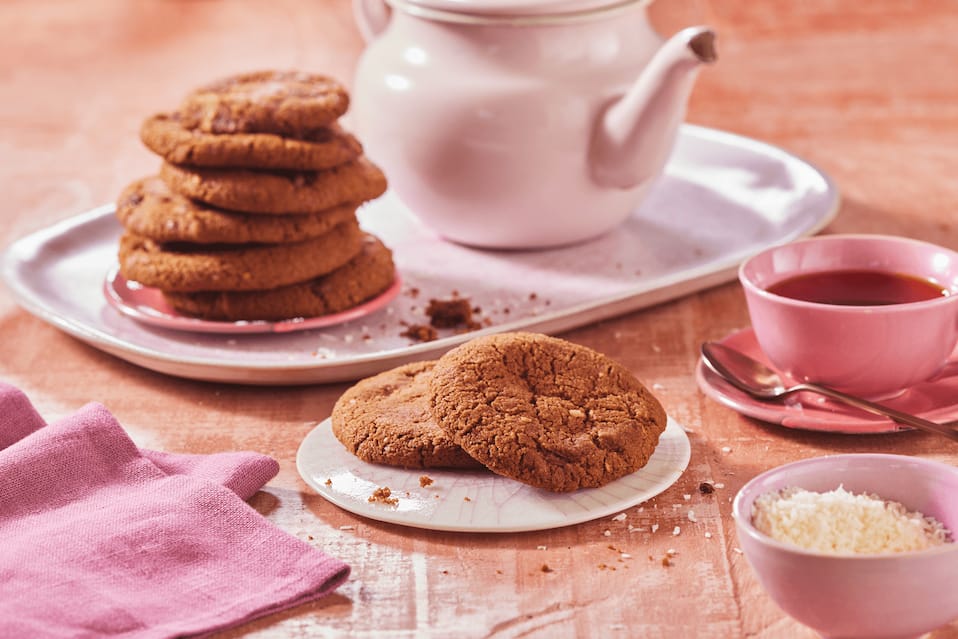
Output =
[
  {"x1": 696, "y1": 327, "x2": 958, "y2": 434},
  {"x1": 103, "y1": 266, "x2": 402, "y2": 335}
]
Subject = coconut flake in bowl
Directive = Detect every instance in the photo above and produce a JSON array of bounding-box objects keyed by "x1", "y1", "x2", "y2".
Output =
[{"x1": 751, "y1": 485, "x2": 951, "y2": 555}]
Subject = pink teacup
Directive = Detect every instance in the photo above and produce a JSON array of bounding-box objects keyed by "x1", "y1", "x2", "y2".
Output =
[{"x1": 739, "y1": 234, "x2": 958, "y2": 398}]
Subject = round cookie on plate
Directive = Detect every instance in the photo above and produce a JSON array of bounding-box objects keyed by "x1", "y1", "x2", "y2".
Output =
[
  {"x1": 141, "y1": 113, "x2": 363, "y2": 171},
  {"x1": 429, "y1": 332, "x2": 667, "y2": 492},
  {"x1": 177, "y1": 70, "x2": 350, "y2": 135},
  {"x1": 163, "y1": 234, "x2": 397, "y2": 321},
  {"x1": 116, "y1": 176, "x2": 357, "y2": 245},
  {"x1": 331, "y1": 360, "x2": 485, "y2": 470},
  {"x1": 159, "y1": 157, "x2": 387, "y2": 215},
  {"x1": 118, "y1": 217, "x2": 363, "y2": 292}
]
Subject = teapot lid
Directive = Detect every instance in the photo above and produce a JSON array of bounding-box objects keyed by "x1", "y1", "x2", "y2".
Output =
[{"x1": 393, "y1": 0, "x2": 647, "y2": 18}]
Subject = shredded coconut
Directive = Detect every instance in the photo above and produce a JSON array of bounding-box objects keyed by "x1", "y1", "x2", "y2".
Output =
[{"x1": 752, "y1": 485, "x2": 951, "y2": 554}]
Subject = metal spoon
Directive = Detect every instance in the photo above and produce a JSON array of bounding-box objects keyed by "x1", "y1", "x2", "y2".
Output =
[{"x1": 701, "y1": 341, "x2": 958, "y2": 443}]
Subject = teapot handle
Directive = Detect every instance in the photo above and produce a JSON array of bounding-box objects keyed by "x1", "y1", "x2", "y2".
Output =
[{"x1": 353, "y1": 0, "x2": 392, "y2": 41}]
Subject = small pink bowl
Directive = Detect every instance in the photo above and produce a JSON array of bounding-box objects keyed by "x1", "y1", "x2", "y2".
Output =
[
  {"x1": 740, "y1": 234, "x2": 958, "y2": 397},
  {"x1": 733, "y1": 454, "x2": 958, "y2": 639}
]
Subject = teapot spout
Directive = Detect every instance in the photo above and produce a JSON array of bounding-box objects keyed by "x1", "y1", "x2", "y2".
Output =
[{"x1": 590, "y1": 26, "x2": 717, "y2": 189}]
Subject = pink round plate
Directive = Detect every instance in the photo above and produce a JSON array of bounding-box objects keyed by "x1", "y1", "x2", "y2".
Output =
[
  {"x1": 103, "y1": 266, "x2": 402, "y2": 335},
  {"x1": 696, "y1": 327, "x2": 958, "y2": 434}
]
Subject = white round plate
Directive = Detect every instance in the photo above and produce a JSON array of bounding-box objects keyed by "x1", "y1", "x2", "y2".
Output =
[{"x1": 297, "y1": 415, "x2": 691, "y2": 533}]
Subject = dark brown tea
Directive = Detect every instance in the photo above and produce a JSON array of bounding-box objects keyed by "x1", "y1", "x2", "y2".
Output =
[{"x1": 767, "y1": 269, "x2": 948, "y2": 306}]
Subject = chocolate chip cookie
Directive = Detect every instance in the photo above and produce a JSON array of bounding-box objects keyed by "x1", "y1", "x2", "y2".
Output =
[
  {"x1": 118, "y1": 218, "x2": 363, "y2": 292},
  {"x1": 140, "y1": 112, "x2": 362, "y2": 170},
  {"x1": 163, "y1": 234, "x2": 397, "y2": 321},
  {"x1": 428, "y1": 332, "x2": 667, "y2": 492},
  {"x1": 159, "y1": 157, "x2": 387, "y2": 214},
  {"x1": 331, "y1": 360, "x2": 485, "y2": 470},
  {"x1": 178, "y1": 70, "x2": 349, "y2": 136}
]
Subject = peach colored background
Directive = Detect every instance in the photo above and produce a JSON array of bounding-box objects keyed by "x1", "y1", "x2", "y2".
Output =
[{"x1": 1, "y1": 1, "x2": 956, "y2": 637}]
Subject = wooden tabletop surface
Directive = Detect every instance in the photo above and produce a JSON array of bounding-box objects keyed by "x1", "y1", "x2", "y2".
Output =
[{"x1": 2, "y1": 1, "x2": 957, "y2": 637}]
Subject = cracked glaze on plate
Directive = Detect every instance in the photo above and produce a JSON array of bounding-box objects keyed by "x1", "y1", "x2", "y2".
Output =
[
  {"x1": 297, "y1": 415, "x2": 691, "y2": 532},
  {"x1": 1, "y1": 125, "x2": 839, "y2": 384}
]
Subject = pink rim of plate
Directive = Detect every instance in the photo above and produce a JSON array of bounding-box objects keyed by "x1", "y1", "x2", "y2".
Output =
[
  {"x1": 103, "y1": 265, "x2": 402, "y2": 335},
  {"x1": 696, "y1": 327, "x2": 958, "y2": 434}
]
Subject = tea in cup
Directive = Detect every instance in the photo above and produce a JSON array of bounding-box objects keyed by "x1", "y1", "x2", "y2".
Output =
[{"x1": 739, "y1": 234, "x2": 958, "y2": 397}]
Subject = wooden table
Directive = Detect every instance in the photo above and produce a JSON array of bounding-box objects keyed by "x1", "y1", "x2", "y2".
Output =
[{"x1": 2, "y1": 1, "x2": 956, "y2": 637}]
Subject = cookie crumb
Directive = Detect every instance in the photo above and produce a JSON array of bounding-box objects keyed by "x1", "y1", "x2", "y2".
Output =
[
  {"x1": 324, "y1": 478, "x2": 332, "y2": 486},
  {"x1": 419, "y1": 475, "x2": 434, "y2": 487},
  {"x1": 540, "y1": 564, "x2": 554, "y2": 573},
  {"x1": 699, "y1": 482, "x2": 715, "y2": 494},
  {"x1": 400, "y1": 324, "x2": 438, "y2": 342},
  {"x1": 368, "y1": 486, "x2": 398, "y2": 506},
  {"x1": 463, "y1": 496, "x2": 471, "y2": 502},
  {"x1": 426, "y1": 297, "x2": 481, "y2": 331}
]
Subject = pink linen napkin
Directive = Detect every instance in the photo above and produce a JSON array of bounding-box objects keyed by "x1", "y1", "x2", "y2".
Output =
[{"x1": 0, "y1": 383, "x2": 349, "y2": 638}]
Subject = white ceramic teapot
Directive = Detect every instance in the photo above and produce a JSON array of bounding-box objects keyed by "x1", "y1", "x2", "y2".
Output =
[{"x1": 352, "y1": 0, "x2": 716, "y2": 248}]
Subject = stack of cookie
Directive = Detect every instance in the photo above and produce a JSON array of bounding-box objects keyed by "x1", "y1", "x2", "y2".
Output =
[
  {"x1": 116, "y1": 70, "x2": 395, "y2": 322},
  {"x1": 332, "y1": 332, "x2": 667, "y2": 493}
]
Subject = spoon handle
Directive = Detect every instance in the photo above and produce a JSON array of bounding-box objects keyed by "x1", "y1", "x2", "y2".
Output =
[{"x1": 798, "y1": 383, "x2": 958, "y2": 443}]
